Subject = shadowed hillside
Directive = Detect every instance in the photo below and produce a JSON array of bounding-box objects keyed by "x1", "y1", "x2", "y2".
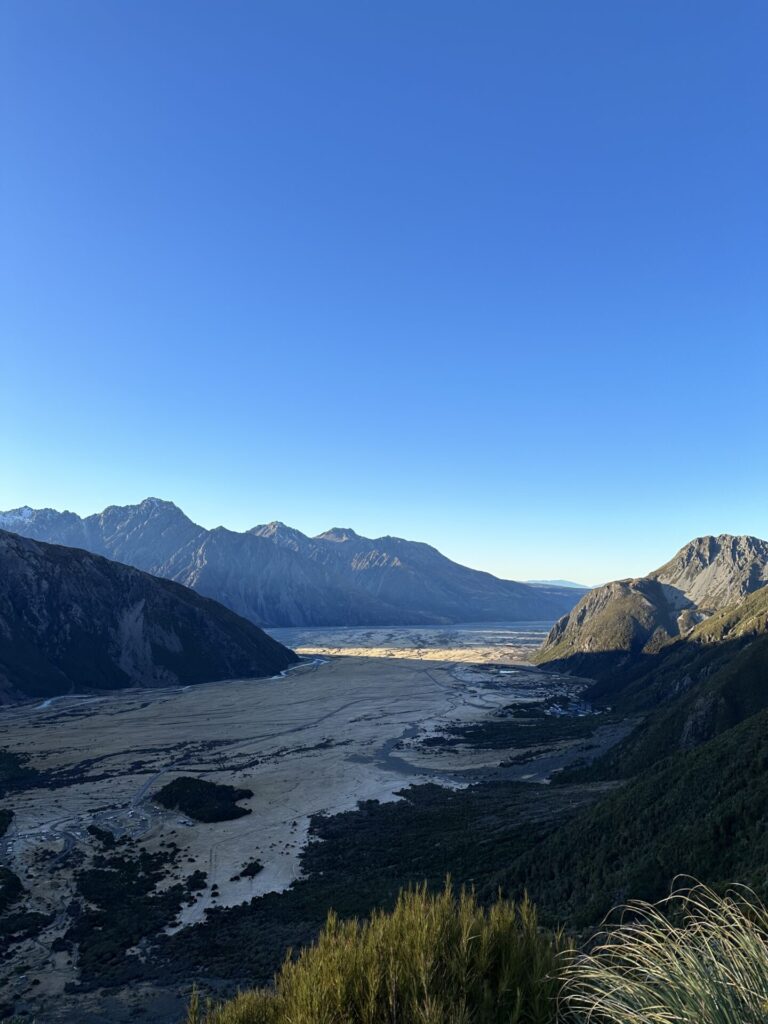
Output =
[
  {"x1": 504, "y1": 709, "x2": 768, "y2": 927},
  {"x1": 0, "y1": 530, "x2": 297, "y2": 701},
  {"x1": 501, "y1": 551, "x2": 768, "y2": 929}
]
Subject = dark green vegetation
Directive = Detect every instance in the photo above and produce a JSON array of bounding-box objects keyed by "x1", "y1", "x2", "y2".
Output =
[
  {"x1": 239, "y1": 860, "x2": 264, "y2": 879},
  {"x1": 87, "y1": 824, "x2": 117, "y2": 848},
  {"x1": 189, "y1": 884, "x2": 566, "y2": 1024},
  {"x1": 64, "y1": 842, "x2": 205, "y2": 988},
  {"x1": 0, "y1": 863, "x2": 53, "y2": 952},
  {"x1": 0, "y1": 751, "x2": 39, "y2": 897},
  {"x1": 0, "y1": 866, "x2": 23, "y2": 915},
  {"x1": 0, "y1": 528, "x2": 297, "y2": 701},
  {"x1": 437, "y1": 704, "x2": 607, "y2": 750},
  {"x1": 154, "y1": 776, "x2": 254, "y2": 822},
  {"x1": 0, "y1": 908, "x2": 53, "y2": 947},
  {"x1": 159, "y1": 781, "x2": 597, "y2": 990},
  {"x1": 0, "y1": 861, "x2": 54, "y2": 967},
  {"x1": 0, "y1": 749, "x2": 40, "y2": 797},
  {"x1": 509, "y1": 710, "x2": 768, "y2": 926}
]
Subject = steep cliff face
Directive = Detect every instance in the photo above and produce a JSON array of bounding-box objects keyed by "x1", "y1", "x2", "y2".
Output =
[
  {"x1": 0, "y1": 530, "x2": 297, "y2": 702},
  {"x1": 535, "y1": 534, "x2": 768, "y2": 673},
  {"x1": 651, "y1": 534, "x2": 768, "y2": 612},
  {"x1": 1, "y1": 499, "x2": 585, "y2": 627}
]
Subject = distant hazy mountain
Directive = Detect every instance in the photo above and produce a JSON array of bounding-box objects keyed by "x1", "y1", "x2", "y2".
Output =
[
  {"x1": 526, "y1": 579, "x2": 591, "y2": 589},
  {"x1": 535, "y1": 534, "x2": 768, "y2": 676},
  {"x1": 0, "y1": 529, "x2": 297, "y2": 702},
  {"x1": 0, "y1": 499, "x2": 585, "y2": 628}
]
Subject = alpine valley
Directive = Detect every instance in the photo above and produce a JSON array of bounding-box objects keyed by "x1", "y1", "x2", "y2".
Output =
[{"x1": 1, "y1": 522, "x2": 768, "y2": 1024}]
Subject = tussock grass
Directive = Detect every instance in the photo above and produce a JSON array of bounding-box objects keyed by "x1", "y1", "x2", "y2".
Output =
[
  {"x1": 561, "y1": 881, "x2": 768, "y2": 1023},
  {"x1": 188, "y1": 881, "x2": 566, "y2": 1024},
  {"x1": 188, "y1": 879, "x2": 768, "y2": 1023}
]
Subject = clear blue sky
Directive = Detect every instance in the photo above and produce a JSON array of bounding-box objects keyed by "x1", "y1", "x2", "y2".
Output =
[{"x1": 1, "y1": 2, "x2": 766, "y2": 585}]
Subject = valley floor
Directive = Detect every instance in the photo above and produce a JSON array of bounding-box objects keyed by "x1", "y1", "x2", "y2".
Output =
[
  {"x1": 267, "y1": 620, "x2": 555, "y2": 663},
  {"x1": 0, "y1": 623, "x2": 631, "y2": 1023}
]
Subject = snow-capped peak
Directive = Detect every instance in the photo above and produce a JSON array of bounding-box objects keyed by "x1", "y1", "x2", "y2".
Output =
[{"x1": 0, "y1": 506, "x2": 36, "y2": 526}]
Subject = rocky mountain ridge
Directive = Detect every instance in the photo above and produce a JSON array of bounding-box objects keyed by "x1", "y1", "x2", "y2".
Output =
[
  {"x1": 0, "y1": 499, "x2": 586, "y2": 628},
  {"x1": 535, "y1": 533, "x2": 768, "y2": 674},
  {"x1": 651, "y1": 533, "x2": 768, "y2": 613}
]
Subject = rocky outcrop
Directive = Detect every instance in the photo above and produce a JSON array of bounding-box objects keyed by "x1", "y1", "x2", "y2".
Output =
[
  {"x1": 0, "y1": 499, "x2": 586, "y2": 627},
  {"x1": 651, "y1": 534, "x2": 768, "y2": 613},
  {"x1": 0, "y1": 530, "x2": 297, "y2": 702}
]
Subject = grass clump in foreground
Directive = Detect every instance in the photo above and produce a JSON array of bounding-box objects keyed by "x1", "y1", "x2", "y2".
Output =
[
  {"x1": 189, "y1": 880, "x2": 768, "y2": 1024},
  {"x1": 188, "y1": 881, "x2": 567, "y2": 1024},
  {"x1": 561, "y1": 881, "x2": 768, "y2": 1023}
]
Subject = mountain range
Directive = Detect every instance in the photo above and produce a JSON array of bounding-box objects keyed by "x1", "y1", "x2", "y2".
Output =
[
  {"x1": 0, "y1": 499, "x2": 585, "y2": 627},
  {"x1": 0, "y1": 529, "x2": 297, "y2": 702},
  {"x1": 526, "y1": 578, "x2": 591, "y2": 589}
]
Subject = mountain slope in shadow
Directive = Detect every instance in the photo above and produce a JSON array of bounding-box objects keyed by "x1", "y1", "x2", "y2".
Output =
[{"x1": 0, "y1": 529, "x2": 297, "y2": 702}]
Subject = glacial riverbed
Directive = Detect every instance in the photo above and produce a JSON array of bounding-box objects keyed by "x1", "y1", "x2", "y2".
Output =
[{"x1": 0, "y1": 622, "x2": 631, "y2": 1019}]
